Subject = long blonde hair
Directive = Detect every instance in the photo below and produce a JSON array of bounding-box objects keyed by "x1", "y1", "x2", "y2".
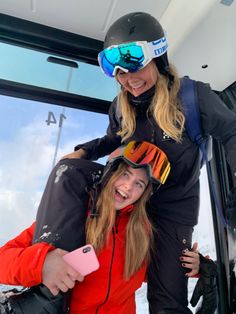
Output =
[
  {"x1": 86, "y1": 162, "x2": 153, "y2": 279},
  {"x1": 117, "y1": 64, "x2": 185, "y2": 143}
]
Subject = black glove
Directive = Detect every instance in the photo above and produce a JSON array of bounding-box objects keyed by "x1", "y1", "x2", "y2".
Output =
[{"x1": 190, "y1": 254, "x2": 217, "y2": 314}]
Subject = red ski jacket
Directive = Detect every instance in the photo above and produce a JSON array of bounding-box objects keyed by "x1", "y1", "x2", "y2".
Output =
[{"x1": 0, "y1": 206, "x2": 147, "y2": 313}]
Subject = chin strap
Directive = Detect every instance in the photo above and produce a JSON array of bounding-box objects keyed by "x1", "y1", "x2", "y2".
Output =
[
  {"x1": 88, "y1": 159, "x2": 121, "y2": 218},
  {"x1": 86, "y1": 184, "x2": 100, "y2": 218}
]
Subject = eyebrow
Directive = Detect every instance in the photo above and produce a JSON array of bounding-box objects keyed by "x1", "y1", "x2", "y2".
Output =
[{"x1": 126, "y1": 169, "x2": 148, "y2": 187}]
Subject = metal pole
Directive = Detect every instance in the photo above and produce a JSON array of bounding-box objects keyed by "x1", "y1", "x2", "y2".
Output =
[{"x1": 51, "y1": 67, "x2": 73, "y2": 167}]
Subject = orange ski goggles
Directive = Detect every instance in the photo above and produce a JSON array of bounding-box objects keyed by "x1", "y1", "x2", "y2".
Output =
[{"x1": 108, "y1": 141, "x2": 170, "y2": 187}]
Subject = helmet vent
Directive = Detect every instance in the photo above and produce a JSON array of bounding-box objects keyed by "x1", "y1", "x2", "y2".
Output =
[{"x1": 129, "y1": 26, "x2": 136, "y2": 35}]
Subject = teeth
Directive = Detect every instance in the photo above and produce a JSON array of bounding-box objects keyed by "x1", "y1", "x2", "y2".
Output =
[
  {"x1": 129, "y1": 82, "x2": 143, "y2": 89},
  {"x1": 117, "y1": 189, "x2": 128, "y2": 199}
]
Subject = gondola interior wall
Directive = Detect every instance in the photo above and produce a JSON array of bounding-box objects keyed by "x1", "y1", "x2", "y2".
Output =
[{"x1": 0, "y1": 0, "x2": 236, "y2": 313}]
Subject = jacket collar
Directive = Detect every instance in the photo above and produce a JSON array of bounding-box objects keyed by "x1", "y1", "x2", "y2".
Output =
[
  {"x1": 127, "y1": 85, "x2": 155, "y2": 109},
  {"x1": 118, "y1": 204, "x2": 134, "y2": 215}
]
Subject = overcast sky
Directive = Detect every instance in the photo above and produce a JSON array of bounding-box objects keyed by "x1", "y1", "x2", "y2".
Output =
[{"x1": 0, "y1": 95, "x2": 109, "y2": 242}]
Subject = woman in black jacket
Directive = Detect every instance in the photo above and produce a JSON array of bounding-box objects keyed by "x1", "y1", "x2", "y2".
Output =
[{"x1": 62, "y1": 12, "x2": 236, "y2": 313}]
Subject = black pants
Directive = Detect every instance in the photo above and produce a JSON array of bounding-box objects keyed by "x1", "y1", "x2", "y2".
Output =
[
  {"x1": 147, "y1": 217, "x2": 194, "y2": 314},
  {"x1": 33, "y1": 158, "x2": 104, "y2": 251}
]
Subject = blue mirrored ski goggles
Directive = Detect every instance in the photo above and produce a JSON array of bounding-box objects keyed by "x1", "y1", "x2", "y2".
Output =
[{"x1": 98, "y1": 36, "x2": 168, "y2": 77}]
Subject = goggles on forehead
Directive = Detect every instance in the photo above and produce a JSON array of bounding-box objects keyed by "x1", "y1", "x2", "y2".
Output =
[
  {"x1": 107, "y1": 141, "x2": 170, "y2": 188},
  {"x1": 98, "y1": 36, "x2": 168, "y2": 78}
]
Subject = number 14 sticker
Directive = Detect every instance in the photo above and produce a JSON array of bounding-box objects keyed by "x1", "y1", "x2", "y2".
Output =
[{"x1": 46, "y1": 111, "x2": 66, "y2": 127}]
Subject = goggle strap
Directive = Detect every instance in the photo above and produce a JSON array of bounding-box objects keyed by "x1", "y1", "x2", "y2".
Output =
[{"x1": 148, "y1": 36, "x2": 168, "y2": 58}]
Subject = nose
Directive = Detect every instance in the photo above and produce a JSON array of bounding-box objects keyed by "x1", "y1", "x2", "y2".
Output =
[
  {"x1": 123, "y1": 180, "x2": 133, "y2": 191},
  {"x1": 118, "y1": 72, "x2": 135, "y2": 88}
]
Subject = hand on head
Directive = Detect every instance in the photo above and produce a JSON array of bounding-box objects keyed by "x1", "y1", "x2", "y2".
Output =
[
  {"x1": 61, "y1": 148, "x2": 87, "y2": 160},
  {"x1": 42, "y1": 248, "x2": 84, "y2": 296},
  {"x1": 180, "y1": 242, "x2": 200, "y2": 277}
]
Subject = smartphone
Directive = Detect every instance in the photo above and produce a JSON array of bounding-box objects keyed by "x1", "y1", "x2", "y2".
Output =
[{"x1": 62, "y1": 244, "x2": 100, "y2": 276}]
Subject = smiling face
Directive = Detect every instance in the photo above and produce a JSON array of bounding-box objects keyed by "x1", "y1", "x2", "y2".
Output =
[
  {"x1": 113, "y1": 166, "x2": 149, "y2": 210},
  {"x1": 116, "y1": 60, "x2": 158, "y2": 97}
]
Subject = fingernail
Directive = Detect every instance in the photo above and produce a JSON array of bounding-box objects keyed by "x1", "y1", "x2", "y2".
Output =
[{"x1": 179, "y1": 257, "x2": 183, "y2": 261}]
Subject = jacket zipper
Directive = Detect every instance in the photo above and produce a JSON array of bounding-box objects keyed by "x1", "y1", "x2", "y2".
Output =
[
  {"x1": 146, "y1": 112, "x2": 156, "y2": 144},
  {"x1": 95, "y1": 226, "x2": 116, "y2": 313}
]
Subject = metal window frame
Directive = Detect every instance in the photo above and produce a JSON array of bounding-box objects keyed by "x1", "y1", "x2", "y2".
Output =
[{"x1": 0, "y1": 13, "x2": 109, "y2": 114}]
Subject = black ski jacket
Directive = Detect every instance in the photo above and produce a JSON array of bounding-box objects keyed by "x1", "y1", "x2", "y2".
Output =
[{"x1": 75, "y1": 80, "x2": 236, "y2": 226}]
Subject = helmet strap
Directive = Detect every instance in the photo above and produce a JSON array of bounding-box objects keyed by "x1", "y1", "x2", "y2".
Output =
[{"x1": 154, "y1": 57, "x2": 174, "y2": 89}]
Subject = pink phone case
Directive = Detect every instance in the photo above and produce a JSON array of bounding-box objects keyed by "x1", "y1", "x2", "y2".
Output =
[{"x1": 62, "y1": 244, "x2": 100, "y2": 276}]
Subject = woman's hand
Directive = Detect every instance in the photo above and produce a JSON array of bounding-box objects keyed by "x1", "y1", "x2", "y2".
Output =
[
  {"x1": 61, "y1": 149, "x2": 87, "y2": 160},
  {"x1": 180, "y1": 242, "x2": 200, "y2": 277},
  {"x1": 42, "y1": 249, "x2": 84, "y2": 296}
]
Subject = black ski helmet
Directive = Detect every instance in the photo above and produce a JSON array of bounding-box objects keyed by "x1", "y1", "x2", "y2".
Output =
[
  {"x1": 104, "y1": 12, "x2": 170, "y2": 78},
  {"x1": 89, "y1": 140, "x2": 170, "y2": 217}
]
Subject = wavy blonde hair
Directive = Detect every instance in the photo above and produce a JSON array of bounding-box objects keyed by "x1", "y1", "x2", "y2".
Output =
[
  {"x1": 117, "y1": 64, "x2": 185, "y2": 143},
  {"x1": 86, "y1": 162, "x2": 153, "y2": 279}
]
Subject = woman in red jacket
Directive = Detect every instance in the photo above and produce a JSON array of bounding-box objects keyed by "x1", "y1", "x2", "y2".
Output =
[{"x1": 0, "y1": 141, "x2": 200, "y2": 313}]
